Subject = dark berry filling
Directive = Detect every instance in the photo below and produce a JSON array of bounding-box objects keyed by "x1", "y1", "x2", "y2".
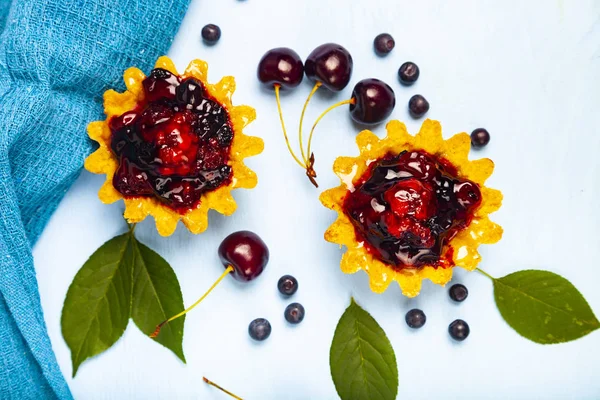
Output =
[
  {"x1": 109, "y1": 68, "x2": 234, "y2": 212},
  {"x1": 342, "y1": 150, "x2": 481, "y2": 269}
]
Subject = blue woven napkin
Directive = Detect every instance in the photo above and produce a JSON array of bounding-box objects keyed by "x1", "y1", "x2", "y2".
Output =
[{"x1": 0, "y1": 0, "x2": 189, "y2": 398}]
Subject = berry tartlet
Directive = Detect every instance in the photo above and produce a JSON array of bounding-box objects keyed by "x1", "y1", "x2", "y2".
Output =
[
  {"x1": 320, "y1": 119, "x2": 503, "y2": 297},
  {"x1": 85, "y1": 56, "x2": 263, "y2": 236}
]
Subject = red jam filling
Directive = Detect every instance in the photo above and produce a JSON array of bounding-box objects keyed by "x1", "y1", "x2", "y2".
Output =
[
  {"x1": 342, "y1": 150, "x2": 482, "y2": 269},
  {"x1": 109, "y1": 68, "x2": 234, "y2": 212}
]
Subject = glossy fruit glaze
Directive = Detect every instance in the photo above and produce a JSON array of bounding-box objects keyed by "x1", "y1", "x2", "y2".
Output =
[
  {"x1": 342, "y1": 150, "x2": 481, "y2": 269},
  {"x1": 109, "y1": 68, "x2": 233, "y2": 212}
]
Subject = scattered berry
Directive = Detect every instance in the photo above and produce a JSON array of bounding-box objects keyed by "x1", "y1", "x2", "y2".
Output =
[
  {"x1": 277, "y1": 275, "x2": 298, "y2": 296},
  {"x1": 218, "y1": 231, "x2": 269, "y2": 282},
  {"x1": 257, "y1": 48, "x2": 304, "y2": 90},
  {"x1": 248, "y1": 318, "x2": 271, "y2": 341},
  {"x1": 305, "y1": 43, "x2": 353, "y2": 91},
  {"x1": 284, "y1": 303, "x2": 305, "y2": 324},
  {"x1": 470, "y1": 128, "x2": 490, "y2": 148},
  {"x1": 449, "y1": 283, "x2": 469, "y2": 302},
  {"x1": 201, "y1": 24, "x2": 221, "y2": 44},
  {"x1": 408, "y1": 94, "x2": 429, "y2": 118},
  {"x1": 398, "y1": 62, "x2": 420, "y2": 85},
  {"x1": 449, "y1": 319, "x2": 470, "y2": 341},
  {"x1": 373, "y1": 33, "x2": 395, "y2": 56},
  {"x1": 405, "y1": 309, "x2": 426, "y2": 328},
  {"x1": 350, "y1": 78, "x2": 396, "y2": 125}
]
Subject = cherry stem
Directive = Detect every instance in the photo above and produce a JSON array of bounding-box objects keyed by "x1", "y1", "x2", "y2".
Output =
[
  {"x1": 274, "y1": 84, "x2": 306, "y2": 169},
  {"x1": 203, "y1": 377, "x2": 243, "y2": 400},
  {"x1": 305, "y1": 97, "x2": 356, "y2": 185},
  {"x1": 149, "y1": 266, "x2": 234, "y2": 339},
  {"x1": 298, "y1": 82, "x2": 321, "y2": 165}
]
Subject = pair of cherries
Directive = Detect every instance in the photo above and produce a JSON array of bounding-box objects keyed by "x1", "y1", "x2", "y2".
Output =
[
  {"x1": 257, "y1": 44, "x2": 396, "y2": 187},
  {"x1": 258, "y1": 44, "x2": 395, "y2": 124},
  {"x1": 151, "y1": 231, "x2": 268, "y2": 338}
]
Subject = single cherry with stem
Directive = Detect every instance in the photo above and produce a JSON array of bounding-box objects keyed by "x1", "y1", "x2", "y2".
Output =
[
  {"x1": 150, "y1": 231, "x2": 269, "y2": 338},
  {"x1": 304, "y1": 78, "x2": 396, "y2": 183},
  {"x1": 257, "y1": 48, "x2": 309, "y2": 178},
  {"x1": 349, "y1": 79, "x2": 395, "y2": 124},
  {"x1": 203, "y1": 377, "x2": 243, "y2": 400},
  {"x1": 299, "y1": 43, "x2": 354, "y2": 187}
]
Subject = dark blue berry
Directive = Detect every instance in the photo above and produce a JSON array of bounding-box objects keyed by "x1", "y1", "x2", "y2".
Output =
[
  {"x1": 471, "y1": 128, "x2": 490, "y2": 148},
  {"x1": 398, "y1": 62, "x2": 420, "y2": 85},
  {"x1": 277, "y1": 275, "x2": 298, "y2": 296},
  {"x1": 201, "y1": 24, "x2": 221, "y2": 44},
  {"x1": 248, "y1": 318, "x2": 271, "y2": 341},
  {"x1": 216, "y1": 125, "x2": 233, "y2": 147},
  {"x1": 374, "y1": 33, "x2": 395, "y2": 56},
  {"x1": 449, "y1": 283, "x2": 469, "y2": 302},
  {"x1": 405, "y1": 309, "x2": 426, "y2": 329},
  {"x1": 449, "y1": 319, "x2": 470, "y2": 341},
  {"x1": 408, "y1": 94, "x2": 429, "y2": 118},
  {"x1": 284, "y1": 303, "x2": 305, "y2": 324}
]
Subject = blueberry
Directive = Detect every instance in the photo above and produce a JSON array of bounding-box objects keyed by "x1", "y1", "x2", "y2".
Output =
[
  {"x1": 398, "y1": 62, "x2": 420, "y2": 85},
  {"x1": 449, "y1": 284, "x2": 469, "y2": 302},
  {"x1": 449, "y1": 319, "x2": 470, "y2": 341},
  {"x1": 201, "y1": 24, "x2": 221, "y2": 44},
  {"x1": 216, "y1": 125, "x2": 234, "y2": 147},
  {"x1": 405, "y1": 309, "x2": 426, "y2": 329},
  {"x1": 408, "y1": 94, "x2": 429, "y2": 118},
  {"x1": 284, "y1": 303, "x2": 305, "y2": 324},
  {"x1": 248, "y1": 318, "x2": 271, "y2": 341},
  {"x1": 471, "y1": 128, "x2": 490, "y2": 148},
  {"x1": 277, "y1": 275, "x2": 298, "y2": 296},
  {"x1": 373, "y1": 33, "x2": 395, "y2": 56}
]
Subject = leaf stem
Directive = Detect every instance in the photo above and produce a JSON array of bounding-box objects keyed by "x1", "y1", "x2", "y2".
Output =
[
  {"x1": 150, "y1": 266, "x2": 234, "y2": 338},
  {"x1": 203, "y1": 377, "x2": 243, "y2": 400},
  {"x1": 128, "y1": 223, "x2": 137, "y2": 234},
  {"x1": 476, "y1": 267, "x2": 496, "y2": 281}
]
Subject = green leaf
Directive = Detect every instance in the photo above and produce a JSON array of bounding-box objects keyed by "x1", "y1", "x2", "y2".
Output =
[
  {"x1": 62, "y1": 230, "x2": 186, "y2": 376},
  {"x1": 330, "y1": 298, "x2": 398, "y2": 400},
  {"x1": 61, "y1": 233, "x2": 133, "y2": 376},
  {"x1": 493, "y1": 269, "x2": 600, "y2": 344},
  {"x1": 131, "y1": 240, "x2": 186, "y2": 362}
]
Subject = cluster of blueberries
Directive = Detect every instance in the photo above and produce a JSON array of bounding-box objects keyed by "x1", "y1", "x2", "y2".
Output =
[
  {"x1": 248, "y1": 275, "x2": 304, "y2": 341},
  {"x1": 406, "y1": 283, "x2": 470, "y2": 341}
]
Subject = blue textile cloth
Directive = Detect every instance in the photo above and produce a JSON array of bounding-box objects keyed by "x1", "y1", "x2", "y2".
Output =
[{"x1": 0, "y1": 0, "x2": 189, "y2": 398}]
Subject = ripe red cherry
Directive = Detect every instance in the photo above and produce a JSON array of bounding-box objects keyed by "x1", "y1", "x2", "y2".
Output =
[
  {"x1": 150, "y1": 230, "x2": 269, "y2": 339},
  {"x1": 349, "y1": 78, "x2": 395, "y2": 125},
  {"x1": 305, "y1": 43, "x2": 353, "y2": 92},
  {"x1": 257, "y1": 47, "x2": 304, "y2": 90},
  {"x1": 218, "y1": 231, "x2": 269, "y2": 282}
]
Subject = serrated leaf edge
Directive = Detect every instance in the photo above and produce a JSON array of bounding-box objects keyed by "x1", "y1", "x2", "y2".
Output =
[
  {"x1": 69, "y1": 233, "x2": 132, "y2": 376},
  {"x1": 131, "y1": 240, "x2": 186, "y2": 362},
  {"x1": 494, "y1": 269, "x2": 600, "y2": 344},
  {"x1": 330, "y1": 297, "x2": 398, "y2": 400}
]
